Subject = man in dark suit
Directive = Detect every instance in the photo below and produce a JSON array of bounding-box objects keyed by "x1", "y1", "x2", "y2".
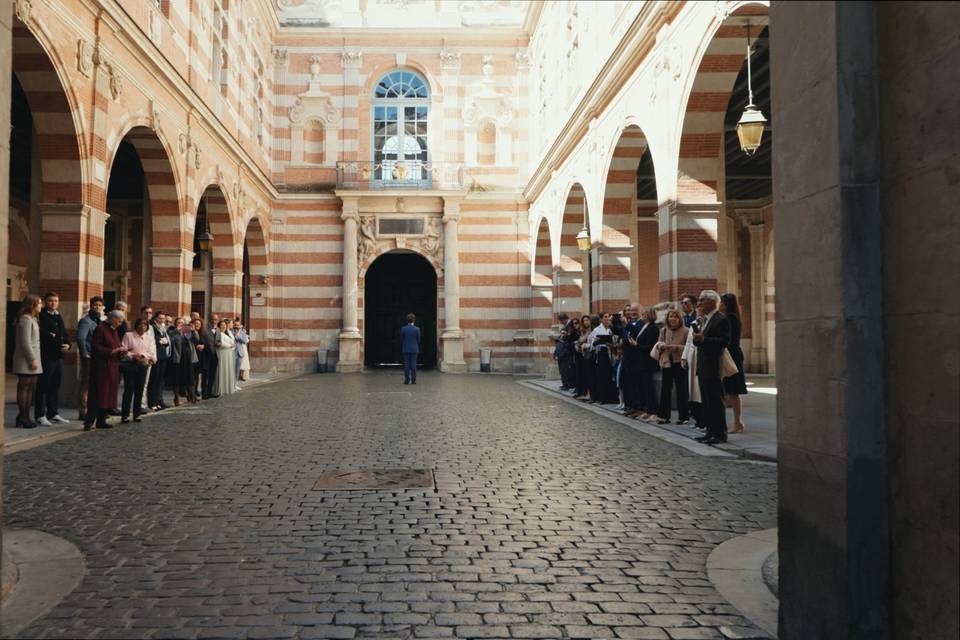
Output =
[
  {"x1": 692, "y1": 290, "x2": 731, "y2": 445},
  {"x1": 36, "y1": 292, "x2": 71, "y2": 426},
  {"x1": 400, "y1": 313, "x2": 421, "y2": 385}
]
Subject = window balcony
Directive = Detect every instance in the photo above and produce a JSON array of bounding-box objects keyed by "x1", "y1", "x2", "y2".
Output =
[{"x1": 336, "y1": 161, "x2": 464, "y2": 190}]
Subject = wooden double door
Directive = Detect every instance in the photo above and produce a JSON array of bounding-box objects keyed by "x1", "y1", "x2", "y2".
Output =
[{"x1": 364, "y1": 252, "x2": 437, "y2": 368}]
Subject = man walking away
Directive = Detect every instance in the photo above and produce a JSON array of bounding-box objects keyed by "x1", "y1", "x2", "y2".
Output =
[
  {"x1": 36, "y1": 292, "x2": 71, "y2": 426},
  {"x1": 400, "y1": 313, "x2": 421, "y2": 385},
  {"x1": 77, "y1": 296, "x2": 105, "y2": 420}
]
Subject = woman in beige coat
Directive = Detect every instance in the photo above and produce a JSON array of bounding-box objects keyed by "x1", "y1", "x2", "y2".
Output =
[{"x1": 12, "y1": 294, "x2": 43, "y2": 428}]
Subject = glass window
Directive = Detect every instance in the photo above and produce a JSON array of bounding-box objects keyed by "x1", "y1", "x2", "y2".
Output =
[{"x1": 372, "y1": 70, "x2": 430, "y2": 182}]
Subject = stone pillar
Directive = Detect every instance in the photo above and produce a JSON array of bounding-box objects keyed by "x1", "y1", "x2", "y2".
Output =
[
  {"x1": 658, "y1": 202, "x2": 719, "y2": 302},
  {"x1": 772, "y1": 3, "x2": 890, "y2": 637},
  {"x1": 593, "y1": 246, "x2": 631, "y2": 313},
  {"x1": 212, "y1": 268, "x2": 244, "y2": 319},
  {"x1": 38, "y1": 203, "x2": 109, "y2": 326},
  {"x1": 336, "y1": 197, "x2": 362, "y2": 372},
  {"x1": 746, "y1": 219, "x2": 767, "y2": 372},
  {"x1": 150, "y1": 247, "x2": 194, "y2": 317},
  {"x1": 554, "y1": 267, "x2": 584, "y2": 318},
  {"x1": 531, "y1": 283, "x2": 556, "y2": 377},
  {"x1": 1, "y1": 0, "x2": 12, "y2": 516},
  {"x1": 439, "y1": 196, "x2": 466, "y2": 372}
]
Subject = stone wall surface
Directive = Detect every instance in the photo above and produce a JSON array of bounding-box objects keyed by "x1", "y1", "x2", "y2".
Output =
[
  {"x1": 876, "y1": 4, "x2": 960, "y2": 639},
  {"x1": 773, "y1": 1, "x2": 959, "y2": 638}
]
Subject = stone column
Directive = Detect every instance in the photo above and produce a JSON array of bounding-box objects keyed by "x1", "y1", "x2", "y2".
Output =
[
  {"x1": 772, "y1": 3, "x2": 889, "y2": 637},
  {"x1": 212, "y1": 268, "x2": 244, "y2": 319},
  {"x1": 1, "y1": 0, "x2": 12, "y2": 506},
  {"x1": 150, "y1": 246, "x2": 194, "y2": 317},
  {"x1": 657, "y1": 202, "x2": 719, "y2": 302},
  {"x1": 747, "y1": 219, "x2": 767, "y2": 372},
  {"x1": 554, "y1": 267, "x2": 584, "y2": 318},
  {"x1": 336, "y1": 197, "x2": 362, "y2": 372},
  {"x1": 439, "y1": 196, "x2": 466, "y2": 372},
  {"x1": 593, "y1": 246, "x2": 631, "y2": 312}
]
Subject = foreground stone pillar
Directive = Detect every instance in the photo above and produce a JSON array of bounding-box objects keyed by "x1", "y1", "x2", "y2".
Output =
[
  {"x1": 439, "y1": 196, "x2": 466, "y2": 372},
  {"x1": 1, "y1": 0, "x2": 12, "y2": 524},
  {"x1": 336, "y1": 199, "x2": 362, "y2": 372},
  {"x1": 771, "y1": 3, "x2": 959, "y2": 638}
]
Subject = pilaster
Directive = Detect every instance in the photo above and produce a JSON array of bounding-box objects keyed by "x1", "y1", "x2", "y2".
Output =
[
  {"x1": 439, "y1": 195, "x2": 466, "y2": 372},
  {"x1": 337, "y1": 196, "x2": 363, "y2": 372}
]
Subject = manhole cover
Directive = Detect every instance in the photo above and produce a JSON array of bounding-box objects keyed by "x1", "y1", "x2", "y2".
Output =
[{"x1": 313, "y1": 469, "x2": 434, "y2": 490}]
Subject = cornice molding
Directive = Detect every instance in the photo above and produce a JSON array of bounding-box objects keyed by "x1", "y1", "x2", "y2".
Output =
[{"x1": 522, "y1": 1, "x2": 684, "y2": 205}]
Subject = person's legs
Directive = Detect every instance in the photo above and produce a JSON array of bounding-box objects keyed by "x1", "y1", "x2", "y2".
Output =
[
  {"x1": 700, "y1": 376, "x2": 727, "y2": 441},
  {"x1": 34, "y1": 364, "x2": 49, "y2": 421},
  {"x1": 121, "y1": 367, "x2": 136, "y2": 419},
  {"x1": 676, "y1": 368, "x2": 690, "y2": 422},
  {"x1": 46, "y1": 358, "x2": 62, "y2": 419},
  {"x1": 657, "y1": 367, "x2": 674, "y2": 420},
  {"x1": 78, "y1": 358, "x2": 90, "y2": 420},
  {"x1": 17, "y1": 376, "x2": 33, "y2": 426},
  {"x1": 133, "y1": 366, "x2": 147, "y2": 419}
]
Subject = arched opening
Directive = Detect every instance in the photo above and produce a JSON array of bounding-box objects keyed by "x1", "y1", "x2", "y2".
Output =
[
  {"x1": 241, "y1": 217, "x2": 269, "y2": 337},
  {"x1": 363, "y1": 252, "x2": 437, "y2": 368},
  {"x1": 532, "y1": 216, "x2": 555, "y2": 371},
  {"x1": 671, "y1": 4, "x2": 770, "y2": 306},
  {"x1": 558, "y1": 184, "x2": 589, "y2": 315},
  {"x1": 6, "y1": 18, "x2": 85, "y2": 370},
  {"x1": 191, "y1": 184, "x2": 235, "y2": 321},
  {"x1": 477, "y1": 120, "x2": 497, "y2": 166},
  {"x1": 103, "y1": 126, "x2": 183, "y2": 317},
  {"x1": 601, "y1": 125, "x2": 658, "y2": 309}
]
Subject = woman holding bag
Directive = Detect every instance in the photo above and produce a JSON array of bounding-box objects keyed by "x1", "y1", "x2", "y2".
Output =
[
  {"x1": 654, "y1": 309, "x2": 690, "y2": 425},
  {"x1": 720, "y1": 293, "x2": 748, "y2": 433}
]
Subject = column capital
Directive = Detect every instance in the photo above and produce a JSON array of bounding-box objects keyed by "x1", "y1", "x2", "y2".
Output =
[
  {"x1": 442, "y1": 195, "x2": 464, "y2": 221},
  {"x1": 669, "y1": 201, "x2": 722, "y2": 217},
  {"x1": 340, "y1": 196, "x2": 361, "y2": 221},
  {"x1": 151, "y1": 246, "x2": 195, "y2": 261}
]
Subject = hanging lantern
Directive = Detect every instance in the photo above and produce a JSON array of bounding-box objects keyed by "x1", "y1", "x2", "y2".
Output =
[
  {"x1": 737, "y1": 23, "x2": 767, "y2": 156},
  {"x1": 737, "y1": 103, "x2": 767, "y2": 155},
  {"x1": 576, "y1": 226, "x2": 591, "y2": 253},
  {"x1": 197, "y1": 228, "x2": 214, "y2": 253}
]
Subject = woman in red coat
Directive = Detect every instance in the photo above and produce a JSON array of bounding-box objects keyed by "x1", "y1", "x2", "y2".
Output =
[{"x1": 84, "y1": 310, "x2": 127, "y2": 431}]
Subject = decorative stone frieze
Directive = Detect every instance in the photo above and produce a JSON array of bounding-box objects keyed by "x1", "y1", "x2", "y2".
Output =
[
  {"x1": 15, "y1": 0, "x2": 31, "y2": 22},
  {"x1": 439, "y1": 49, "x2": 461, "y2": 70}
]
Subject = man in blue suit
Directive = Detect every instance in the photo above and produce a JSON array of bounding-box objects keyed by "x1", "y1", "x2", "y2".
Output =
[{"x1": 400, "y1": 313, "x2": 421, "y2": 384}]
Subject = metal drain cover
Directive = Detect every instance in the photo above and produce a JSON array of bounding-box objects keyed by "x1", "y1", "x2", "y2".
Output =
[{"x1": 313, "y1": 469, "x2": 434, "y2": 490}]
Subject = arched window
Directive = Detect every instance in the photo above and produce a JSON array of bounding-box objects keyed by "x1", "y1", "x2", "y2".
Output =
[{"x1": 373, "y1": 70, "x2": 429, "y2": 181}]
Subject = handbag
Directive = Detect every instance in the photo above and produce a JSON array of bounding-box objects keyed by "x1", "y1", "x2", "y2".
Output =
[{"x1": 720, "y1": 348, "x2": 739, "y2": 378}]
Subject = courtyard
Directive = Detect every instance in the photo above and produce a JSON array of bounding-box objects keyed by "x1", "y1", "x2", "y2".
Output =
[{"x1": 3, "y1": 373, "x2": 775, "y2": 639}]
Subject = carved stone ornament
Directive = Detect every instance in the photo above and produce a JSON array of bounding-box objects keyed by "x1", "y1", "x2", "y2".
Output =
[
  {"x1": 358, "y1": 215, "x2": 378, "y2": 266},
  {"x1": 416, "y1": 217, "x2": 442, "y2": 263},
  {"x1": 105, "y1": 62, "x2": 123, "y2": 100},
  {"x1": 514, "y1": 49, "x2": 531, "y2": 69},
  {"x1": 179, "y1": 130, "x2": 191, "y2": 155},
  {"x1": 309, "y1": 55, "x2": 322, "y2": 81},
  {"x1": 15, "y1": 0, "x2": 31, "y2": 22},
  {"x1": 439, "y1": 49, "x2": 461, "y2": 70},
  {"x1": 193, "y1": 145, "x2": 202, "y2": 170},
  {"x1": 150, "y1": 100, "x2": 162, "y2": 129},
  {"x1": 341, "y1": 51, "x2": 362, "y2": 68},
  {"x1": 714, "y1": 0, "x2": 731, "y2": 22},
  {"x1": 289, "y1": 98, "x2": 305, "y2": 124},
  {"x1": 396, "y1": 197, "x2": 406, "y2": 213},
  {"x1": 272, "y1": 47, "x2": 289, "y2": 66},
  {"x1": 481, "y1": 55, "x2": 494, "y2": 78},
  {"x1": 77, "y1": 39, "x2": 95, "y2": 77}
]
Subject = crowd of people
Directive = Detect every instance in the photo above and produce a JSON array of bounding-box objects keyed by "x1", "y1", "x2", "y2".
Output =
[
  {"x1": 553, "y1": 290, "x2": 748, "y2": 445},
  {"x1": 12, "y1": 292, "x2": 252, "y2": 431}
]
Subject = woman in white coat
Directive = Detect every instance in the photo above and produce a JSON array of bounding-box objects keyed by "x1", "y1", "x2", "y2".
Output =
[
  {"x1": 681, "y1": 315, "x2": 703, "y2": 430},
  {"x1": 12, "y1": 294, "x2": 44, "y2": 428},
  {"x1": 214, "y1": 319, "x2": 237, "y2": 396}
]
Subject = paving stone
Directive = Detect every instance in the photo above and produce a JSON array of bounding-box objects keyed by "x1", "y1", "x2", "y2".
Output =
[{"x1": 4, "y1": 373, "x2": 776, "y2": 639}]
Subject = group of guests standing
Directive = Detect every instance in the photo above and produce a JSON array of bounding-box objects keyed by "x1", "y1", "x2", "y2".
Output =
[
  {"x1": 553, "y1": 290, "x2": 748, "y2": 445},
  {"x1": 12, "y1": 292, "x2": 251, "y2": 431}
]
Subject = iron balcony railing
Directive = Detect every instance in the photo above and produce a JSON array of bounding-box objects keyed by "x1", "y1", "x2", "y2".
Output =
[{"x1": 336, "y1": 160, "x2": 464, "y2": 190}]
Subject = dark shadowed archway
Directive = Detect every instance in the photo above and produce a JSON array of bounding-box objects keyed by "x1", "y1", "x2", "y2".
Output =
[{"x1": 363, "y1": 252, "x2": 437, "y2": 368}]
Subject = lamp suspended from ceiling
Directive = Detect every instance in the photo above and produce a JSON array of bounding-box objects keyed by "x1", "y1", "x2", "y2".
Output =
[
  {"x1": 736, "y1": 22, "x2": 767, "y2": 156},
  {"x1": 576, "y1": 225, "x2": 591, "y2": 253}
]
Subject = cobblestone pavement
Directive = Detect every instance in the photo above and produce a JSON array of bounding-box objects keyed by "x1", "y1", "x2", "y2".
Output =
[{"x1": 4, "y1": 372, "x2": 776, "y2": 639}]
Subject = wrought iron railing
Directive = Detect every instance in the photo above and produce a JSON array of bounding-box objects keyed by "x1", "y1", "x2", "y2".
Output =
[{"x1": 336, "y1": 160, "x2": 464, "y2": 190}]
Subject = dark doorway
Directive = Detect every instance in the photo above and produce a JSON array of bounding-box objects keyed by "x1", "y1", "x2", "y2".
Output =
[{"x1": 364, "y1": 252, "x2": 437, "y2": 368}]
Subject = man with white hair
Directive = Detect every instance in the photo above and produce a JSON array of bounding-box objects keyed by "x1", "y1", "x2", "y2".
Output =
[{"x1": 691, "y1": 289, "x2": 731, "y2": 445}]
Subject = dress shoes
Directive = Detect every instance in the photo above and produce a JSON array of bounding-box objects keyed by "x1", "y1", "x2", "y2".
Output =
[
  {"x1": 700, "y1": 436, "x2": 728, "y2": 445},
  {"x1": 695, "y1": 435, "x2": 709, "y2": 442}
]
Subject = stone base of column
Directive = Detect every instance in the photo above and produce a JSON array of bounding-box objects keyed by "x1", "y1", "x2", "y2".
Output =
[
  {"x1": 439, "y1": 331, "x2": 467, "y2": 373},
  {"x1": 335, "y1": 331, "x2": 363, "y2": 373},
  {"x1": 749, "y1": 347, "x2": 768, "y2": 373}
]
